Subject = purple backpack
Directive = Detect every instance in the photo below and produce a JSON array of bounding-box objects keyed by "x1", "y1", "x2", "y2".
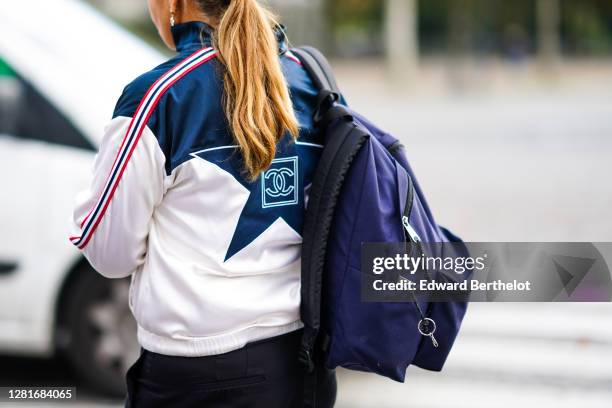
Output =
[{"x1": 293, "y1": 47, "x2": 468, "y2": 386}]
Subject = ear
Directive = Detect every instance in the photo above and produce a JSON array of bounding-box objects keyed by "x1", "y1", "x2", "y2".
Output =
[{"x1": 168, "y1": 0, "x2": 179, "y2": 13}]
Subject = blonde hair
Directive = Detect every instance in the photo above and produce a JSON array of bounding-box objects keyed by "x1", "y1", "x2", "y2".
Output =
[{"x1": 197, "y1": 0, "x2": 299, "y2": 180}]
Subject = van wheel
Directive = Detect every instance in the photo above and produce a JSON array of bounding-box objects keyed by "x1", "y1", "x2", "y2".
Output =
[{"x1": 60, "y1": 270, "x2": 139, "y2": 397}]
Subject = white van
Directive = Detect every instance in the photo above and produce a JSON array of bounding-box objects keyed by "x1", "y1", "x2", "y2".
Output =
[{"x1": 0, "y1": 0, "x2": 163, "y2": 396}]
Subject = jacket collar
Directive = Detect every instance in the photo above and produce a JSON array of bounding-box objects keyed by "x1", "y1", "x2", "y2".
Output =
[
  {"x1": 171, "y1": 21, "x2": 213, "y2": 52},
  {"x1": 171, "y1": 20, "x2": 289, "y2": 55}
]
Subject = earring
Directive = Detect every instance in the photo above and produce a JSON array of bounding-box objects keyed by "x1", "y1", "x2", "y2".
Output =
[{"x1": 170, "y1": 12, "x2": 176, "y2": 27}]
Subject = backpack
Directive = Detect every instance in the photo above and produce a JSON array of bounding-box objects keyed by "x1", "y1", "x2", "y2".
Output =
[{"x1": 292, "y1": 46, "x2": 469, "y2": 386}]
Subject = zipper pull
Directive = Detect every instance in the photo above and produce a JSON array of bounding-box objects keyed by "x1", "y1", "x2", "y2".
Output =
[
  {"x1": 418, "y1": 318, "x2": 439, "y2": 348},
  {"x1": 402, "y1": 216, "x2": 421, "y2": 243}
]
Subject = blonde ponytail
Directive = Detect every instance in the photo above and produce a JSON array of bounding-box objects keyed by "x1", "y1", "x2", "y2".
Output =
[{"x1": 198, "y1": 0, "x2": 299, "y2": 180}]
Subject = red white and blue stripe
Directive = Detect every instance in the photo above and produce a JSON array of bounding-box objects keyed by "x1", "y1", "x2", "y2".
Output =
[
  {"x1": 284, "y1": 50, "x2": 302, "y2": 65},
  {"x1": 69, "y1": 47, "x2": 218, "y2": 249}
]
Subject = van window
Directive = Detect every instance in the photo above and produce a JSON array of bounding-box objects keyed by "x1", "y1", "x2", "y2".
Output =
[{"x1": 0, "y1": 56, "x2": 94, "y2": 151}]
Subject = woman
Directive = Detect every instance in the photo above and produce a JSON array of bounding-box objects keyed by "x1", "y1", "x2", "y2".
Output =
[{"x1": 68, "y1": 0, "x2": 336, "y2": 406}]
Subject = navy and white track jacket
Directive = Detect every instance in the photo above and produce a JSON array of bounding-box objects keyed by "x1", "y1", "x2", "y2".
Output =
[{"x1": 68, "y1": 21, "x2": 323, "y2": 356}]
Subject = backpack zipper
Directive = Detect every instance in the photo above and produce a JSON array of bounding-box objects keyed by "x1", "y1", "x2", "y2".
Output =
[
  {"x1": 402, "y1": 173, "x2": 421, "y2": 244},
  {"x1": 402, "y1": 215, "x2": 421, "y2": 244},
  {"x1": 401, "y1": 173, "x2": 437, "y2": 348}
]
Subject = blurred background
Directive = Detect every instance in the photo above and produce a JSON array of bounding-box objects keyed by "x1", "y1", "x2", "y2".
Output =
[{"x1": 0, "y1": 0, "x2": 611, "y2": 407}]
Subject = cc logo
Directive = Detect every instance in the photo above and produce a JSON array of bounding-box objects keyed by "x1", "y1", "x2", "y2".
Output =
[
  {"x1": 264, "y1": 168, "x2": 295, "y2": 198},
  {"x1": 261, "y1": 157, "x2": 299, "y2": 208}
]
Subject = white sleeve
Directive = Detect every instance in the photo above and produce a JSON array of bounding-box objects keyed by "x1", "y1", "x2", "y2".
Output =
[{"x1": 68, "y1": 116, "x2": 166, "y2": 279}]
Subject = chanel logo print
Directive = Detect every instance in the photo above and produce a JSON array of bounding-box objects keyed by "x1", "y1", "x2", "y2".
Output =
[
  {"x1": 265, "y1": 168, "x2": 295, "y2": 198},
  {"x1": 261, "y1": 157, "x2": 299, "y2": 208}
]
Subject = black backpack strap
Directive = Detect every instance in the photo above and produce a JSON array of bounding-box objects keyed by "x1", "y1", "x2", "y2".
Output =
[
  {"x1": 300, "y1": 120, "x2": 368, "y2": 408},
  {"x1": 292, "y1": 45, "x2": 340, "y2": 373},
  {"x1": 291, "y1": 46, "x2": 341, "y2": 94},
  {"x1": 292, "y1": 46, "x2": 368, "y2": 407},
  {"x1": 291, "y1": 47, "x2": 349, "y2": 129}
]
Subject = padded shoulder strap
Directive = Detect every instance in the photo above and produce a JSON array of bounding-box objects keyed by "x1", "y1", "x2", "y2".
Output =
[
  {"x1": 293, "y1": 46, "x2": 366, "y2": 376},
  {"x1": 292, "y1": 47, "x2": 349, "y2": 130},
  {"x1": 293, "y1": 45, "x2": 367, "y2": 407},
  {"x1": 291, "y1": 46, "x2": 341, "y2": 94}
]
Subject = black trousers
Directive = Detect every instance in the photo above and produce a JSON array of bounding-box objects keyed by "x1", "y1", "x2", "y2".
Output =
[{"x1": 125, "y1": 329, "x2": 336, "y2": 407}]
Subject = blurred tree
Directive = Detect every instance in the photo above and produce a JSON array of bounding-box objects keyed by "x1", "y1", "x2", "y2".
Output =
[
  {"x1": 537, "y1": 0, "x2": 561, "y2": 64},
  {"x1": 330, "y1": 0, "x2": 612, "y2": 58},
  {"x1": 421, "y1": 0, "x2": 535, "y2": 58},
  {"x1": 328, "y1": 0, "x2": 384, "y2": 56},
  {"x1": 82, "y1": 0, "x2": 612, "y2": 58},
  {"x1": 448, "y1": 0, "x2": 473, "y2": 56},
  {"x1": 418, "y1": 0, "x2": 448, "y2": 52},
  {"x1": 562, "y1": 0, "x2": 612, "y2": 55}
]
